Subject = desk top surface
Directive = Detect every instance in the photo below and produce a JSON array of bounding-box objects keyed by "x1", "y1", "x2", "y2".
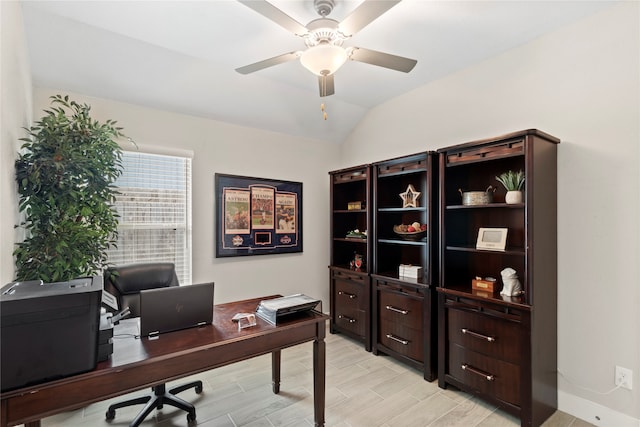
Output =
[{"x1": 103, "y1": 295, "x2": 328, "y2": 370}]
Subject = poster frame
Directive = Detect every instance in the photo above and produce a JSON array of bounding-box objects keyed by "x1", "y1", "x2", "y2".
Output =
[{"x1": 215, "y1": 173, "x2": 303, "y2": 258}]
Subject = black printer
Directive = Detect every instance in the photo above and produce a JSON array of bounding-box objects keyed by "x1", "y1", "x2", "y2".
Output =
[{"x1": 1, "y1": 276, "x2": 102, "y2": 392}]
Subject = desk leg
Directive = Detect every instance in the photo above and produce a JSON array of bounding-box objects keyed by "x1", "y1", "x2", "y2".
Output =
[
  {"x1": 272, "y1": 350, "x2": 281, "y2": 394},
  {"x1": 313, "y1": 324, "x2": 326, "y2": 427}
]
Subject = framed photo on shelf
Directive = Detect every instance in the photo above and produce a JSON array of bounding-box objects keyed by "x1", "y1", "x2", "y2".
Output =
[
  {"x1": 476, "y1": 227, "x2": 508, "y2": 251},
  {"x1": 215, "y1": 173, "x2": 302, "y2": 258}
]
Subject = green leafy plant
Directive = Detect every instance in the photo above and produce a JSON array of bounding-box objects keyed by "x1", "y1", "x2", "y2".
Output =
[
  {"x1": 495, "y1": 170, "x2": 525, "y2": 192},
  {"x1": 14, "y1": 95, "x2": 127, "y2": 282}
]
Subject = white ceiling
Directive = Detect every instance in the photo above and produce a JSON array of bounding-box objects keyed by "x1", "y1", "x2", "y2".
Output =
[{"x1": 21, "y1": 0, "x2": 614, "y2": 144}]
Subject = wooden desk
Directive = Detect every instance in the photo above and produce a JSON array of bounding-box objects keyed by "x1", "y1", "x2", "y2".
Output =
[{"x1": 1, "y1": 296, "x2": 328, "y2": 427}]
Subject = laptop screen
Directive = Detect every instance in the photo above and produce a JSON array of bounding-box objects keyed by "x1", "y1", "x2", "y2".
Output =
[{"x1": 139, "y1": 282, "x2": 214, "y2": 337}]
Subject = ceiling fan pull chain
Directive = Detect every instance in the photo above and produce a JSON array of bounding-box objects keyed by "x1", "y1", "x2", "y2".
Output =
[{"x1": 320, "y1": 103, "x2": 328, "y2": 121}]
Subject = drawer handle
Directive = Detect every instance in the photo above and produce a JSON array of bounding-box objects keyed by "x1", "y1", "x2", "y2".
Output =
[
  {"x1": 461, "y1": 328, "x2": 495, "y2": 342},
  {"x1": 461, "y1": 364, "x2": 495, "y2": 381},
  {"x1": 386, "y1": 334, "x2": 409, "y2": 345},
  {"x1": 338, "y1": 291, "x2": 357, "y2": 299},
  {"x1": 338, "y1": 315, "x2": 356, "y2": 323},
  {"x1": 385, "y1": 305, "x2": 409, "y2": 315}
]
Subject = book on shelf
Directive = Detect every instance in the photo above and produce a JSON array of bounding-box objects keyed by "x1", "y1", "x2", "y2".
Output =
[{"x1": 255, "y1": 294, "x2": 321, "y2": 325}]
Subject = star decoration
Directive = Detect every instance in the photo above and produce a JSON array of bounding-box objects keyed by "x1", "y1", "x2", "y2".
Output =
[{"x1": 399, "y1": 184, "x2": 421, "y2": 208}]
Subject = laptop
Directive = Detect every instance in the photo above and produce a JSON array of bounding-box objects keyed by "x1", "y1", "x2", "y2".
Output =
[{"x1": 139, "y1": 282, "x2": 214, "y2": 338}]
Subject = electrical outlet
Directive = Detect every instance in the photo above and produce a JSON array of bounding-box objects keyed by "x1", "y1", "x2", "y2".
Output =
[{"x1": 615, "y1": 366, "x2": 633, "y2": 390}]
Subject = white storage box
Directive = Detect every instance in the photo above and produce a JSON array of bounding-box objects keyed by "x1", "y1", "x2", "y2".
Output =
[{"x1": 398, "y1": 264, "x2": 423, "y2": 278}]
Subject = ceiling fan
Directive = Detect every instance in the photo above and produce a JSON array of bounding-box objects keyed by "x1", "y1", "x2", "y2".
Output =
[{"x1": 235, "y1": 0, "x2": 417, "y2": 97}]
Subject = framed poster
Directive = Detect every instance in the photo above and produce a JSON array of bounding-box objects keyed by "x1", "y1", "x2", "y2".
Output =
[{"x1": 215, "y1": 173, "x2": 302, "y2": 257}]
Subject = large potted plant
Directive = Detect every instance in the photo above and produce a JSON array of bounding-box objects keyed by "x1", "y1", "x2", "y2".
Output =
[{"x1": 14, "y1": 95, "x2": 127, "y2": 282}]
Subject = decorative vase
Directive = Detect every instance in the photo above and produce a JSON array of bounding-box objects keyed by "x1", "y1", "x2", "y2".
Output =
[{"x1": 505, "y1": 190, "x2": 523, "y2": 204}]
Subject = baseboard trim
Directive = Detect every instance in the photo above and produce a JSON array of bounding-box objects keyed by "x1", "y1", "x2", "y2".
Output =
[{"x1": 559, "y1": 390, "x2": 640, "y2": 427}]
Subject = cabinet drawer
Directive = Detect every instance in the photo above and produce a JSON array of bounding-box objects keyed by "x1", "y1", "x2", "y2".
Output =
[
  {"x1": 335, "y1": 307, "x2": 365, "y2": 336},
  {"x1": 378, "y1": 291, "x2": 422, "y2": 329},
  {"x1": 448, "y1": 308, "x2": 523, "y2": 363},
  {"x1": 379, "y1": 321, "x2": 423, "y2": 361},
  {"x1": 332, "y1": 268, "x2": 367, "y2": 285},
  {"x1": 334, "y1": 279, "x2": 366, "y2": 311},
  {"x1": 449, "y1": 343, "x2": 520, "y2": 407}
]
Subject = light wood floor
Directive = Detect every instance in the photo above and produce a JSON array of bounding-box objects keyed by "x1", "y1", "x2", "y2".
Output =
[{"x1": 36, "y1": 328, "x2": 593, "y2": 427}]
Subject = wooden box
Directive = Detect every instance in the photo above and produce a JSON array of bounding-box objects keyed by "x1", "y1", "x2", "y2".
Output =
[
  {"x1": 348, "y1": 201, "x2": 363, "y2": 210},
  {"x1": 472, "y1": 278, "x2": 498, "y2": 292}
]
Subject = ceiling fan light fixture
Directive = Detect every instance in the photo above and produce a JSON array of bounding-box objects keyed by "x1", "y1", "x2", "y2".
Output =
[{"x1": 300, "y1": 44, "x2": 348, "y2": 76}]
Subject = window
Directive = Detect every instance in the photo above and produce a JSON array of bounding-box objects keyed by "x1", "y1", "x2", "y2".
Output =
[{"x1": 106, "y1": 150, "x2": 192, "y2": 285}]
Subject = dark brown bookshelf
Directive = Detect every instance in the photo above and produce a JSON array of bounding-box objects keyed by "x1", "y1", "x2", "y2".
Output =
[
  {"x1": 328, "y1": 165, "x2": 372, "y2": 351},
  {"x1": 371, "y1": 152, "x2": 438, "y2": 381},
  {"x1": 437, "y1": 129, "x2": 559, "y2": 427}
]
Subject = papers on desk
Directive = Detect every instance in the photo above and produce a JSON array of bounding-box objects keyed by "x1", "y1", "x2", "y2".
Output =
[{"x1": 255, "y1": 294, "x2": 321, "y2": 325}]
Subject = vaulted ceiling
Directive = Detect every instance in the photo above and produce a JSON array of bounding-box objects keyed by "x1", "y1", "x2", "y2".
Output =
[{"x1": 21, "y1": 1, "x2": 614, "y2": 144}]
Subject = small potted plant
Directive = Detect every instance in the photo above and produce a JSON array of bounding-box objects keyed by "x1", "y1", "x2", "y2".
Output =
[{"x1": 495, "y1": 170, "x2": 525, "y2": 204}]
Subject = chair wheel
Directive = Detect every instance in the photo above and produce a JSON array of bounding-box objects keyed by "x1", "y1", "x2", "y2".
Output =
[
  {"x1": 187, "y1": 411, "x2": 196, "y2": 422},
  {"x1": 195, "y1": 384, "x2": 203, "y2": 393},
  {"x1": 105, "y1": 409, "x2": 115, "y2": 420}
]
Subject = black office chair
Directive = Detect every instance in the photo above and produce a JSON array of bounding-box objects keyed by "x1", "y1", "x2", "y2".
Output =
[{"x1": 103, "y1": 262, "x2": 202, "y2": 426}]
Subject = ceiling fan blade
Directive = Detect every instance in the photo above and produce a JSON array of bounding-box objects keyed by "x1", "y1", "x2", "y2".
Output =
[
  {"x1": 237, "y1": 0, "x2": 309, "y2": 36},
  {"x1": 339, "y1": 0, "x2": 401, "y2": 36},
  {"x1": 236, "y1": 52, "x2": 299, "y2": 74},
  {"x1": 349, "y1": 47, "x2": 417, "y2": 73},
  {"x1": 318, "y1": 74, "x2": 335, "y2": 97}
]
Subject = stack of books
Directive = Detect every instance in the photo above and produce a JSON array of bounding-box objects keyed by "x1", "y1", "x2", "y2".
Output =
[{"x1": 255, "y1": 294, "x2": 321, "y2": 325}]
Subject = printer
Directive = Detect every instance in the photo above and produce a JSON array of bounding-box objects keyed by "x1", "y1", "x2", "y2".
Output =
[{"x1": 1, "y1": 276, "x2": 103, "y2": 392}]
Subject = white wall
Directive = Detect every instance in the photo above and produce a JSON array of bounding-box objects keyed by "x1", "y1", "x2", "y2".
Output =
[
  {"x1": 29, "y1": 89, "x2": 340, "y2": 307},
  {"x1": 0, "y1": 1, "x2": 32, "y2": 285},
  {"x1": 342, "y1": 2, "x2": 640, "y2": 425}
]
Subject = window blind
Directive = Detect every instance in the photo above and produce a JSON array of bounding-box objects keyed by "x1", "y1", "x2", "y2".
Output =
[{"x1": 106, "y1": 150, "x2": 192, "y2": 285}]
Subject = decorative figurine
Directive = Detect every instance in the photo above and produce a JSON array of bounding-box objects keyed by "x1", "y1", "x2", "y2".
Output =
[
  {"x1": 500, "y1": 267, "x2": 523, "y2": 296},
  {"x1": 399, "y1": 184, "x2": 421, "y2": 208},
  {"x1": 350, "y1": 253, "x2": 364, "y2": 270}
]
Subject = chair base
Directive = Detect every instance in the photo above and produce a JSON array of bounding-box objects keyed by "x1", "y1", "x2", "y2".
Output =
[{"x1": 106, "y1": 380, "x2": 203, "y2": 427}]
